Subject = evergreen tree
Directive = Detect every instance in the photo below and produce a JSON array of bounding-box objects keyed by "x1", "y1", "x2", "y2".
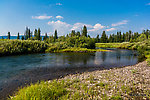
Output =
[
  {"x1": 88, "y1": 35, "x2": 91, "y2": 38},
  {"x1": 66, "y1": 34, "x2": 69, "y2": 38},
  {"x1": 129, "y1": 30, "x2": 132, "y2": 41},
  {"x1": 145, "y1": 29, "x2": 149, "y2": 39},
  {"x1": 34, "y1": 29, "x2": 38, "y2": 39},
  {"x1": 17, "y1": 32, "x2": 20, "y2": 39},
  {"x1": 43, "y1": 33, "x2": 48, "y2": 40},
  {"x1": 71, "y1": 30, "x2": 75, "y2": 37},
  {"x1": 37, "y1": 28, "x2": 41, "y2": 40},
  {"x1": 109, "y1": 34, "x2": 113, "y2": 43},
  {"x1": 30, "y1": 32, "x2": 33, "y2": 38},
  {"x1": 96, "y1": 35, "x2": 100, "y2": 42},
  {"x1": 54, "y1": 29, "x2": 58, "y2": 41},
  {"x1": 76, "y1": 31, "x2": 80, "y2": 36},
  {"x1": 122, "y1": 33, "x2": 126, "y2": 42},
  {"x1": 8, "y1": 32, "x2": 10, "y2": 39},
  {"x1": 82, "y1": 25, "x2": 87, "y2": 37},
  {"x1": 100, "y1": 31, "x2": 107, "y2": 43},
  {"x1": 24, "y1": 27, "x2": 29, "y2": 40},
  {"x1": 112, "y1": 34, "x2": 115, "y2": 42},
  {"x1": 21, "y1": 36, "x2": 24, "y2": 40},
  {"x1": 28, "y1": 28, "x2": 31, "y2": 39},
  {"x1": 125, "y1": 32, "x2": 129, "y2": 42}
]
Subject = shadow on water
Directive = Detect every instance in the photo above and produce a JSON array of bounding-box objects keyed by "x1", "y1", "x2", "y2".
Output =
[{"x1": 0, "y1": 49, "x2": 139, "y2": 99}]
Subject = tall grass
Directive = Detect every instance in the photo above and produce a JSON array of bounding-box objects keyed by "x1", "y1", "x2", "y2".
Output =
[
  {"x1": 0, "y1": 39, "x2": 47, "y2": 56},
  {"x1": 9, "y1": 81, "x2": 68, "y2": 100}
]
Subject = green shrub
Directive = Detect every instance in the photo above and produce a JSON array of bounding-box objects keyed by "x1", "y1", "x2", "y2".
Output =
[{"x1": 0, "y1": 40, "x2": 47, "y2": 56}]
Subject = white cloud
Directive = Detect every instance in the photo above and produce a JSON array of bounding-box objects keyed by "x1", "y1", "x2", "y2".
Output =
[
  {"x1": 89, "y1": 23, "x2": 106, "y2": 32},
  {"x1": 71, "y1": 23, "x2": 93, "y2": 31},
  {"x1": 106, "y1": 28, "x2": 116, "y2": 32},
  {"x1": 146, "y1": 3, "x2": 150, "y2": 5},
  {"x1": 112, "y1": 20, "x2": 128, "y2": 27},
  {"x1": 56, "y1": 3, "x2": 62, "y2": 6},
  {"x1": 48, "y1": 20, "x2": 72, "y2": 35},
  {"x1": 47, "y1": 20, "x2": 116, "y2": 36},
  {"x1": 32, "y1": 15, "x2": 53, "y2": 20},
  {"x1": 56, "y1": 16, "x2": 64, "y2": 19}
]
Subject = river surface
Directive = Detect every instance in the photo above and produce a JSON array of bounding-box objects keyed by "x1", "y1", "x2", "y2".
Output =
[
  {"x1": 0, "y1": 48, "x2": 138, "y2": 98},
  {"x1": 0, "y1": 48, "x2": 138, "y2": 87}
]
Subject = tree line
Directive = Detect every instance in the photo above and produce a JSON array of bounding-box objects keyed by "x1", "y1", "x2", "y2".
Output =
[{"x1": 3, "y1": 26, "x2": 150, "y2": 44}]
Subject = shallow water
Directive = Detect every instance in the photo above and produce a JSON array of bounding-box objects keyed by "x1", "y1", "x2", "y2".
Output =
[{"x1": 0, "y1": 48, "x2": 138, "y2": 87}]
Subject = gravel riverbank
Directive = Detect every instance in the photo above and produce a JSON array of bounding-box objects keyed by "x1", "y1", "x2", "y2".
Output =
[{"x1": 53, "y1": 61, "x2": 150, "y2": 99}]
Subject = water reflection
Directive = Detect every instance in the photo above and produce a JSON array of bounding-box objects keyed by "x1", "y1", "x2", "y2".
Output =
[
  {"x1": 0, "y1": 49, "x2": 138, "y2": 86},
  {"x1": 101, "y1": 52, "x2": 107, "y2": 62}
]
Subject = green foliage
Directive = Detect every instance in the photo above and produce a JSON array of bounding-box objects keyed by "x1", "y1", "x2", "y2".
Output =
[
  {"x1": 24, "y1": 27, "x2": 31, "y2": 40},
  {"x1": 54, "y1": 29, "x2": 58, "y2": 41},
  {"x1": 8, "y1": 32, "x2": 10, "y2": 39},
  {"x1": 82, "y1": 25, "x2": 88, "y2": 37},
  {"x1": 17, "y1": 32, "x2": 20, "y2": 39},
  {"x1": 0, "y1": 40, "x2": 47, "y2": 56},
  {"x1": 110, "y1": 95, "x2": 123, "y2": 100},
  {"x1": 100, "y1": 31, "x2": 108, "y2": 43},
  {"x1": 37, "y1": 28, "x2": 41, "y2": 40},
  {"x1": 137, "y1": 34, "x2": 147, "y2": 42},
  {"x1": 9, "y1": 81, "x2": 68, "y2": 100}
]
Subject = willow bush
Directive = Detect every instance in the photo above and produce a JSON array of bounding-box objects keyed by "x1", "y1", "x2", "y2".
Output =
[{"x1": 0, "y1": 39, "x2": 47, "y2": 56}]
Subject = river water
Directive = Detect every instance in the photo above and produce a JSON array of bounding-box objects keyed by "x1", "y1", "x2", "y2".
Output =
[{"x1": 0, "y1": 48, "x2": 138, "y2": 98}]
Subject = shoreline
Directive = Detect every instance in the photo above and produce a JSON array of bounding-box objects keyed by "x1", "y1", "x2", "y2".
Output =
[{"x1": 1, "y1": 61, "x2": 149, "y2": 99}]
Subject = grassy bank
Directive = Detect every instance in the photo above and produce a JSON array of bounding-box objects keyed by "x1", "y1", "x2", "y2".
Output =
[
  {"x1": 0, "y1": 39, "x2": 47, "y2": 56},
  {"x1": 46, "y1": 47, "x2": 109, "y2": 53},
  {"x1": 9, "y1": 61, "x2": 150, "y2": 100},
  {"x1": 0, "y1": 39, "x2": 109, "y2": 56}
]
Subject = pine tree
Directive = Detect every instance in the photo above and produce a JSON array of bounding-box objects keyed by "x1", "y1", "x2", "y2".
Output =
[
  {"x1": 71, "y1": 30, "x2": 75, "y2": 37},
  {"x1": 112, "y1": 34, "x2": 115, "y2": 42},
  {"x1": 17, "y1": 32, "x2": 20, "y2": 39},
  {"x1": 37, "y1": 28, "x2": 41, "y2": 40},
  {"x1": 24, "y1": 27, "x2": 29, "y2": 40},
  {"x1": 96, "y1": 35, "x2": 100, "y2": 42},
  {"x1": 28, "y1": 28, "x2": 31, "y2": 39},
  {"x1": 34, "y1": 29, "x2": 38, "y2": 39},
  {"x1": 76, "y1": 31, "x2": 80, "y2": 36},
  {"x1": 21, "y1": 36, "x2": 24, "y2": 40},
  {"x1": 100, "y1": 31, "x2": 107, "y2": 43},
  {"x1": 125, "y1": 32, "x2": 129, "y2": 42},
  {"x1": 109, "y1": 34, "x2": 113, "y2": 43},
  {"x1": 54, "y1": 29, "x2": 58, "y2": 41},
  {"x1": 129, "y1": 30, "x2": 132, "y2": 41},
  {"x1": 145, "y1": 29, "x2": 149, "y2": 39},
  {"x1": 8, "y1": 32, "x2": 10, "y2": 39},
  {"x1": 43, "y1": 33, "x2": 48, "y2": 40},
  {"x1": 122, "y1": 33, "x2": 125, "y2": 42},
  {"x1": 82, "y1": 25, "x2": 87, "y2": 37}
]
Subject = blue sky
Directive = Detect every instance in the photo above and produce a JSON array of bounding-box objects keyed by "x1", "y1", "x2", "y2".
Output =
[{"x1": 0, "y1": 0, "x2": 150, "y2": 37}]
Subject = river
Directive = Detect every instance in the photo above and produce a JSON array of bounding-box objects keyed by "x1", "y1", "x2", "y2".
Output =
[{"x1": 0, "y1": 48, "x2": 138, "y2": 99}]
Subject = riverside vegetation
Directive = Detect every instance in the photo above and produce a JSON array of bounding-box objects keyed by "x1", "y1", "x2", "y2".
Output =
[
  {"x1": 0, "y1": 26, "x2": 109, "y2": 56},
  {"x1": 0, "y1": 26, "x2": 150, "y2": 99}
]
